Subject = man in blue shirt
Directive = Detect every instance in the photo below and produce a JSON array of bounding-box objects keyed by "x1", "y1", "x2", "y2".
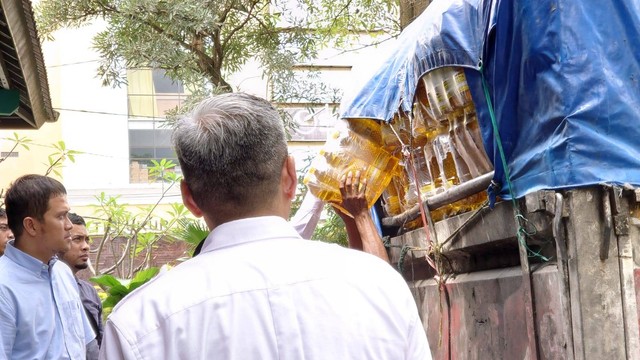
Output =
[{"x1": 0, "y1": 174, "x2": 96, "y2": 359}]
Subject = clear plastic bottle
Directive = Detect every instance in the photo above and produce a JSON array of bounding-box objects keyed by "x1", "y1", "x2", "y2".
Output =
[
  {"x1": 449, "y1": 110, "x2": 482, "y2": 178},
  {"x1": 415, "y1": 78, "x2": 440, "y2": 132},
  {"x1": 381, "y1": 179, "x2": 402, "y2": 217},
  {"x1": 451, "y1": 68, "x2": 474, "y2": 107},
  {"x1": 347, "y1": 118, "x2": 383, "y2": 145},
  {"x1": 463, "y1": 105, "x2": 493, "y2": 175},
  {"x1": 432, "y1": 120, "x2": 459, "y2": 190},
  {"x1": 403, "y1": 147, "x2": 435, "y2": 206},
  {"x1": 424, "y1": 68, "x2": 453, "y2": 119},
  {"x1": 382, "y1": 121, "x2": 402, "y2": 153},
  {"x1": 304, "y1": 123, "x2": 401, "y2": 214},
  {"x1": 423, "y1": 141, "x2": 443, "y2": 191}
]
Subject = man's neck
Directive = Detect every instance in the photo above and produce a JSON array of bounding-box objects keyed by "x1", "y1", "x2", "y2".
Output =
[{"x1": 14, "y1": 238, "x2": 53, "y2": 264}]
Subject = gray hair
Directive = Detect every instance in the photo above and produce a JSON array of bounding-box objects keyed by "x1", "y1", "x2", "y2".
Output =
[{"x1": 172, "y1": 93, "x2": 288, "y2": 214}]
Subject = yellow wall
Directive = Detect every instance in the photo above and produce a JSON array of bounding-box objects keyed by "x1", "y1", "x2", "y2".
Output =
[{"x1": 0, "y1": 121, "x2": 64, "y2": 190}]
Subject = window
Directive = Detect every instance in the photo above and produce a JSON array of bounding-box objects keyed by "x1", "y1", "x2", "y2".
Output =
[{"x1": 127, "y1": 69, "x2": 185, "y2": 183}]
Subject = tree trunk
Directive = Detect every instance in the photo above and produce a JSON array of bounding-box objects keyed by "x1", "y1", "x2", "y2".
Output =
[{"x1": 399, "y1": 0, "x2": 431, "y2": 29}]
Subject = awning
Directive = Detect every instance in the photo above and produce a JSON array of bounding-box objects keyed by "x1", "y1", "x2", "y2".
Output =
[{"x1": 0, "y1": 0, "x2": 58, "y2": 129}]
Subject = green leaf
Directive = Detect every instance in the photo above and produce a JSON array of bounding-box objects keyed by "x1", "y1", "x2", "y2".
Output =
[
  {"x1": 170, "y1": 218, "x2": 209, "y2": 248},
  {"x1": 132, "y1": 267, "x2": 160, "y2": 284},
  {"x1": 108, "y1": 284, "x2": 130, "y2": 297},
  {"x1": 90, "y1": 274, "x2": 122, "y2": 288},
  {"x1": 102, "y1": 295, "x2": 123, "y2": 309}
]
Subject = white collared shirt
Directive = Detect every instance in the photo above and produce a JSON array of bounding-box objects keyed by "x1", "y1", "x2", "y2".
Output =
[{"x1": 100, "y1": 216, "x2": 430, "y2": 360}]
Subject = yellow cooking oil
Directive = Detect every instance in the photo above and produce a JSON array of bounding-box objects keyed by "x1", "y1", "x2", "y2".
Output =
[
  {"x1": 463, "y1": 105, "x2": 493, "y2": 174},
  {"x1": 304, "y1": 124, "x2": 401, "y2": 215},
  {"x1": 451, "y1": 68, "x2": 474, "y2": 106},
  {"x1": 347, "y1": 118, "x2": 383, "y2": 145}
]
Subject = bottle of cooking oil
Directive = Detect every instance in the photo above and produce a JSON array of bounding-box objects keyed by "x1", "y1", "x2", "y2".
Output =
[
  {"x1": 424, "y1": 68, "x2": 453, "y2": 119},
  {"x1": 304, "y1": 120, "x2": 401, "y2": 215},
  {"x1": 347, "y1": 118, "x2": 383, "y2": 145},
  {"x1": 403, "y1": 147, "x2": 435, "y2": 206},
  {"x1": 432, "y1": 119, "x2": 458, "y2": 189},
  {"x1": 448, "y1": 110, "x2": 482, "y2": 178},
  {"x1": 303, "y1": 168, "x2": 341, "y2": 203},
  {"x1": 415, "y1": 78, "x2": 439, "y2": 129},
  {"x1": 381, "y1": 121, "x2": 402, "y2": 154},
  {"x1": 450, "y1": 68, "x2": 474, "y2": 107},
  {"x1": 463, "y1": 105, "x2": 493, "y2": 175},
  {"x1": 413, "y1": 80, "x2": 439, "y2": 146},
  {"x1": 393, "y1": 112, "x2": 412, "y2": 145},
  {"x1": 423, "y1": 140, "x2": 443, "y2": 191},
  {"x1": 381, "y1": 178, "x2": 403, "y2": 217},
  {"x1": 447, "y1": 111, "x2": 493, "y2": 213},
  {"x1": 410, "y1": 105, "x2": 429, "y2": 148}
]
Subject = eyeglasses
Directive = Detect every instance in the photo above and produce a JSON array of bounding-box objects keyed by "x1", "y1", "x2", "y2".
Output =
[{"x1": 0, "y1": 224, "x2": 9, "y2": 232}]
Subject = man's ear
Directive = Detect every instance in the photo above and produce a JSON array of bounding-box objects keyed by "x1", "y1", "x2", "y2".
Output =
[
  {"x1": 181, "y1": 180, "x2": 204, "y2": 218},
  {"x1": 22, "y1": 217, "x2": 38, "y2": 237},
  {"x1": 282, "y1": 155, "x2": 297, "y2": 200}
]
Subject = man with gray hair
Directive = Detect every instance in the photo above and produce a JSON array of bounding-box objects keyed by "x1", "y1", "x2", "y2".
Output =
[{"x1": 100, "y1": 93, "x2": 431, "y2": 359}]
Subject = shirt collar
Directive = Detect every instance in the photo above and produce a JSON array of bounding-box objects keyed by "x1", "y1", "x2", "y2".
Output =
[
  {"x1": 4, "y1": 240, "x2": 54, "y2": 277},
  {"x1": 201, "y1": 216, "x2": 301, "y2": 254}
]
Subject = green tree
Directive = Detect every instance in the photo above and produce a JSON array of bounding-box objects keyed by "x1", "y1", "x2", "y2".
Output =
[{"x1": 35, "y1": 0, "x2": 400, "y2": 95}]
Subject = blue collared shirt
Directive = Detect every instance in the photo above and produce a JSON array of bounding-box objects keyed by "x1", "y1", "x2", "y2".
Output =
[{"x1": 0, "y1": 241, "x2": 95, "y2": 359}]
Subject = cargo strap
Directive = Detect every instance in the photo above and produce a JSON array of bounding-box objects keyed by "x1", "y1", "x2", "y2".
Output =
[{"x1": 480, "y1": 65, "x2": 541, "y2": 360}]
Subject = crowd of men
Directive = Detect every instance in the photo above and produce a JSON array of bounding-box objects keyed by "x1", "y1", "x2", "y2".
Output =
[{"x1": 0, "y1": 93, "x2": 430, "y2": 359}]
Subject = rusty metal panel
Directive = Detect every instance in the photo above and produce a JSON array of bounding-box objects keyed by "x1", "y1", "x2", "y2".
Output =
[
  {"x1": 635, "y1": 269, "x2": 640, "y2": 336},
  {"x1": 411, "y1": 266, "x2": 566, "y2": 360},
  {"x1": 565, "y1": 188, "x2": 626, "y2": 359}
]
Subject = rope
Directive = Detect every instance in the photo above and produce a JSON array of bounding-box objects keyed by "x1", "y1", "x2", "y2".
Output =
[{"x1": 480, "y1": 67, "x2": 548, "y2": 262}]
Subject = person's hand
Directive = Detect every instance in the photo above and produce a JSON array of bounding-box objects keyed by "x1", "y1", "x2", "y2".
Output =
[{"x1": 337, "y1": 170, "x2": 369, "y2": 217}]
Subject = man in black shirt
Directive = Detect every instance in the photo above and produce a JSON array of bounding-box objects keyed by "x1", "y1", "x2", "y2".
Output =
[{"x1": 58, "y1": 213, "x2": 103, "y2": 351}]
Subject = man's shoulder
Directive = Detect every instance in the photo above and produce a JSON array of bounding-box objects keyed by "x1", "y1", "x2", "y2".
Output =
[
  {"x1": 52, "y1": 260, "x2": 78, "y2": 282},
  {"x1": 77, "y1": 277, "x2": 93, "y2": 287},
  {"x1": 76, "y1": 278, "x2": 98, "y2": 294},
  {"x1": 0, "y1": 255, "x2": 26, "y2": 286}
]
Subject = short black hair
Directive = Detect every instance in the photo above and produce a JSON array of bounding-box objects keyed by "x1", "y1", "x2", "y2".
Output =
[
  {"x1": 5, "y1": 174, "x2": 67, "y2": 240},
  {"x1": 68, "y1": 212, "x2": 85, "y2": 226}
]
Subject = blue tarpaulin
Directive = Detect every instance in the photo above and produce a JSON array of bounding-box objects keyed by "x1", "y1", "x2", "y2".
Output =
[{"x1": 340, "y1": 0, "x2": 640, "y2": 200}]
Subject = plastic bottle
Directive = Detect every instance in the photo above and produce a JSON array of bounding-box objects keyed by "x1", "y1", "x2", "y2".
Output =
[
  {"x1": 425, "y1": 68, "x2": 453, "y2": 118},
  {"x1": 451, "y1": 68, "x2": 474, "y2": 107},
  {"x1": 304, "y1": 122, "x2": 401, "y2": 214},
  {"x1": 381, "y1": 179, "x2": 403, "y2": 217},
  {"x1": 381, "y1": 121, "x2": 402, "y2": 153},
  {"x1": 404, "y1": 147, "x2": 435, "y2": 206},
  {"x1": 347, "y1": 118, "x2": 383, "y2": 145},
  {"x1": 423, "y1": 142, "x2": 443, "y2": 191},
  {"x1": 432, "y1": 120, "x2": 458, "y2": 190},
  {"x1": 463, "y1": 105, "x2": 493, "y2": 175},
  {"x1": 449, "y1": 110, "x2": 482, "y2": 178}
]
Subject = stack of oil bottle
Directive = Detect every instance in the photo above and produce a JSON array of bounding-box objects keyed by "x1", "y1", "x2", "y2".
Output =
[{"x1": 304, "y1": 66, "x2": 493, "y2": 228}]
